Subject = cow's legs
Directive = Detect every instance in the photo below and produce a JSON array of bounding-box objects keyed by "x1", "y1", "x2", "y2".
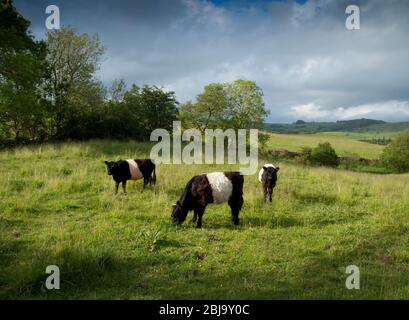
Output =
[
  {"x1": 143, "y1": 177, "x2": 148, "y2": 189},
  {"x1": 191, "y1": 211, "x2": 198, "y2": 223},
  {"x1": 230, "y1": 207, "x2": 240, "y2": 225},
  {"x1": 263, "y1": 185, "x2": 268, "y2": 202},
  {"x1": 195, "y1": 207, "x2": 205, "y2": 228},
  {"x1": 268, "y1": 188, "x2": 273, "y2": 202},
  {"x1": 115, "y1": 182, "x2": 119, "y2": 194},
  {"x1": 122, "y1": 181, "x2": 127, "y2": 194},
  {"x1": 229, "y1": 195, "x2": 243, "y2": 225}
]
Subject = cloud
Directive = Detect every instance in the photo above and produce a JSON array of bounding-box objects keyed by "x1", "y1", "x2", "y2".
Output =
[
  {"x1": 14, "y1": 0, "x2": 409, "y2": 122},
  {"x1": 289, "y1": 100, "x2": 409, "y2": 122}
]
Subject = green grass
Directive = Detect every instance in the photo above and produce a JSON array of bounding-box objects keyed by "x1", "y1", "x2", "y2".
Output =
[
  {"x1": 1, "y1": 140, "x2": 409, "y2": 299},
  {"x1": 265, "y1": 132, "x2": 384, "y2": 159}
]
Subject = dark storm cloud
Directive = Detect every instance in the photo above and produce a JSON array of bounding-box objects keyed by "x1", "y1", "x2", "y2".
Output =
[{"x1": 14, "y1": 0, "x2": 409, "y2": 122}]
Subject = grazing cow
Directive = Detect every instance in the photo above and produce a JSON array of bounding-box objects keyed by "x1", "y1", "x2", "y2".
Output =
[
  {"x1": 104, "y1": 159, "x2": 156, "y2": 194},
  {"x1": 171, "y1": 172, "x2": 244, "y2": 228},
  {"x1": 258, "y1": 164, "x2": 279, "y2": 202}
]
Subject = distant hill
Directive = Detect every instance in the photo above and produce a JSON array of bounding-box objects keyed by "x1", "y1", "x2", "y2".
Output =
[{"x1": 264, "y1": 118, "x2": 409, "y2": 134}]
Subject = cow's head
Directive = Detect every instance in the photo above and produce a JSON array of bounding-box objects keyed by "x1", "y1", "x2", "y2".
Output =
[
  {"x1": 104, "y1": 161, "x2": 117, "y2": 175},
  {"x1": 171, "y1": 201, "x2": 187, "y2": 225},
  {"x1": 263, "y1": 166, "x2": 279, "y2": 185}
]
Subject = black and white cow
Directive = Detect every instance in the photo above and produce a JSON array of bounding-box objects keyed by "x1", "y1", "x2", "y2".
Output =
[
  {"x1": 258, "y1": 164, "x2": 279, "y2": 202},
  {"x1": 171, "y1": 172, "x2": 244, "y2": 228},
  {"x1": 104, "y1": 159, "x2": 156, "y2": 194}
]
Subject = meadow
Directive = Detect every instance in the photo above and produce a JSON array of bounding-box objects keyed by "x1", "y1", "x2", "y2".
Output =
[{"x1": 1, "y1": 138, "x2": 409, "y2": 299}]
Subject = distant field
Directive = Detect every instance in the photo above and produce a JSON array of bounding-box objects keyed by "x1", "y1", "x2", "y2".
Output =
[
  {"x1": 324, "y1": 131, "x2": 402, "y2": 140},
  {"x1": 265, "y1": 132, "x2": 384, "y2": 159},
  {"x1": 1, "y1": 140, "x2": 409, "y2": 299}
]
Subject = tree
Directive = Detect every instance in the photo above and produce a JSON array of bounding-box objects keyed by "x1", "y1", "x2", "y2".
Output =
[
  {"x1": 224, "y1": 79, "x2": 269, "y2": 129},
  {"x1": 381, "y1": 131, "x2": 409, "y2": 173},
  {"x1": 58, "y1": 79, "x2": 106, "y2": 139},
  {"x1": 0, "y1": 0, "x2": 47, "y2": 141},
  {"x1": 122, "y1": 84, "x2": 178, "y2": 139},
  {"x1": 108, "y1": 78, "x2": 126, "y2": 103},
  {"x1": 179, "y1": 83, "x2": 227, "y2": 133},
  {"x1": 179, "y1": 80, "x2": 269, "y2": 132},
  {"x1": 45, "y1": 26, "x2": 104, "y2": 138}
]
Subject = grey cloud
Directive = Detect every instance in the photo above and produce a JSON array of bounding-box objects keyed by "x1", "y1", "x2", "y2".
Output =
[{"x1": 14, "y1": 0, "x2": 409, "y2": 122}]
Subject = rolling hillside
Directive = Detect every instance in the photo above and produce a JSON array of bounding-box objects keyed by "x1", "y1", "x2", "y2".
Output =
[{"x1": 265, "y1": 119, "x2": 409, "y2": 138}]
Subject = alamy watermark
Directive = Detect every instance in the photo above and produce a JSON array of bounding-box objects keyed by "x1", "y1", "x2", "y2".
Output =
[
  {"x1": 45, "y1": 265, "x2": 60, "y2": 290},
  {"x1": 150, "y1": 121, "x2": 258, "y2": 175},
  {"x1": 345, "y1": 5, "x2": 360, "y2": 30},
  {"x1": 345, "y1": 265, "x2": 360, "y2": 290},
  {"x1": 45, "y1": 5, "x2": 60, "y2": 30}
]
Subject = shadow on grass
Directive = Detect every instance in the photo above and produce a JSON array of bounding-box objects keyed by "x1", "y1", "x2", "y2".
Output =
[
  {"x1": 3, "y1": 223, "x2": 409, "y2": 299},
  {"x1": 86, "y1": 140, "x2": 154, "y2": 158},
  {"x1": 0, "y1": 244, "x2": 181, "y2": 299}
]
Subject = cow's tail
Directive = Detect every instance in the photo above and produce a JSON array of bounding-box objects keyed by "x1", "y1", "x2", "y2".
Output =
[{"x1": 151, "y1": 164, "x2": 156, "y2": 185}]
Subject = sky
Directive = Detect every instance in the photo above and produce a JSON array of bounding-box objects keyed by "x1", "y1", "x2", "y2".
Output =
[{"x1": 14, "y1": 0, "x2": 409, "y2": 123}]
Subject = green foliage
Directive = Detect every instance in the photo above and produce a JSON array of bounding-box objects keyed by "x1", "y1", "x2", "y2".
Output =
[
  {"x1": 359, "y1": 137, "x2": 392, "y2": 145},
  {"x1": 123, "y1": 85, "x2": 178, "y2": 134},
  {"x1": 140, "y1": 228, "x2": 163, "y2": 252},
  {"x1": 0, "y1": 0, "x2": 36, "y2": 52},
  {"x1": 302, "y1": 142, "x2": 339, "y2": 167},
  {"x1": 0, "y1": 0, "x2": 47, "y2": 141},
  {"x1": 45, "y1": 26, "x2": 105, "y2": 139},
  {"x1": 179, "y1": 83, "x2": 227, "y2": 133},
  {"x1": 381, "y1": 130, "x2": 409, "y2": 173},
  {"x1": 298, "y1": 146, "x2": 313, "y2": 165},
  {"x1": 179, "y1": 80, "x2": 268, "y2": 132},
  {"x1": 224, "y1": 79, "x2": 269, "y2": 129},
  {"x1": 0, "y1": 5, "x2": 179, "y2": 144}
]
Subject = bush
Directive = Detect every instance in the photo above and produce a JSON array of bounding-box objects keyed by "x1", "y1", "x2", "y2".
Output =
[
  {"x1": 381, "y1": 131, "x2": 409, "y2": 173},
  {"x1": 310, "y1": 142, "x2": 339, "y2": 167}
]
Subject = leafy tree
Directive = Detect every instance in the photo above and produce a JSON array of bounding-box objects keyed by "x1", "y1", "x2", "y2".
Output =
[
  {"x1": 121, "y1": 84, "x2": 178, "y2": 139},
  {"x1": 224, "y1": 79, "x2": 269, "y2": 129},
  {"x1": 381, "y1": 131, "x2": 409, "y2": 173},
  {"x1": 45, "y1": 26, "x2": 104, "y2": 138},
  {"x1": 179, "y1": 80, "x2": 269, "y2": 132},
  {"x1": 58, "y1": 79, "x2": 106, "y2": 139},
  {"x1": 179, "y1": 83, "x2": 227, "y2": 133},
  {"x1": 108, "y1": 78, "x2": 126, "y2": 103}
]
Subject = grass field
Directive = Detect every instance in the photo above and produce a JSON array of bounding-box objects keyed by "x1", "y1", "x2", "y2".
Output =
[
  {"x1": 265, "y1": 132, "x2": 385, "y2": 159},
  {"x1": 1, "y1": 139, "x2": 409, "y2": 299}
]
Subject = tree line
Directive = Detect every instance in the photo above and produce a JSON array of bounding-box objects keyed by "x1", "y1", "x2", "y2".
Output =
[{"x1": 0, "y1": 1, "x2": 268, "y2": 146}]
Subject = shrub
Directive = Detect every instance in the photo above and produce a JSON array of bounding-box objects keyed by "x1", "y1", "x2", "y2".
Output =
[
  {"x1": 381, "y1": 130, "x2": 409, "y2": 173},
  {"x1": 310, "y1": 142, "x2": 339, "y2": 167}
]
